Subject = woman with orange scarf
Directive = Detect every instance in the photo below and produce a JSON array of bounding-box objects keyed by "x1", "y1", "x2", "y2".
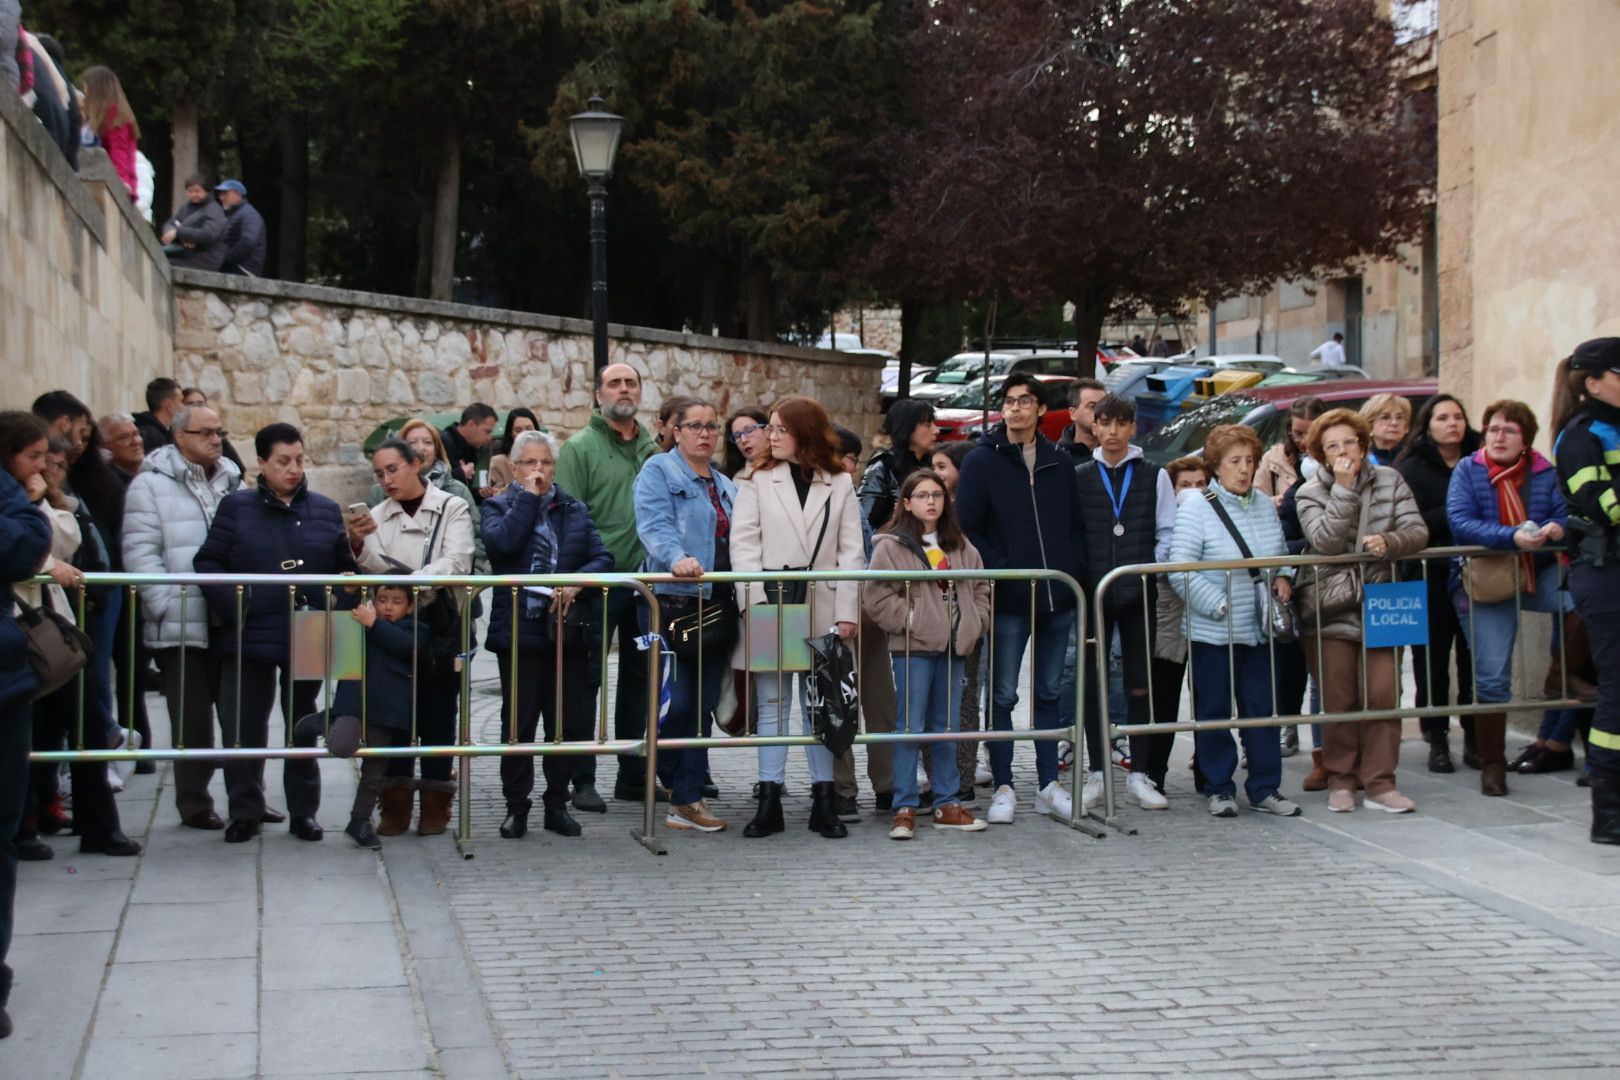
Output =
[{"x1": 1445, "y1": 400, "x2": 1570, "y2": 797}]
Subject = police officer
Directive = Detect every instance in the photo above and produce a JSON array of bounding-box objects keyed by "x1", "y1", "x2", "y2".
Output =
[{"x1": 1553, "y1": 338, "x2": 1620, "y2": 845}]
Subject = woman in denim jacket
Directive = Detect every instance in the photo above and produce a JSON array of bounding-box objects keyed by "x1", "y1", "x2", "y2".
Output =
[{"x1": 632, "y1": 399, "x2": 738, "y2": 833}]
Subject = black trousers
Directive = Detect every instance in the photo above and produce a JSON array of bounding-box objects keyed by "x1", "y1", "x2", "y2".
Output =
[
  {"x1": 497, "y1": 644, "x2": 593, "y2": 810},
  {"x1": 1148, "y1": 656, "x2": 1188, "y2": 789},
  {"x1": 112, "y1": 594, "x2": 153, "y2": 753},
  {"x1": 1411, "y1": 570, "x2": 1475, "y2": 739},
  {"x1": 217, "y1": 657, "x2": 319, "y2": 823},
  {"x1": 290, "y1": 713, "x2": 411, "y2": 821},
  {"x1": 155, "y1": 647, "x2": 222, "y2": 820},
  {"x1": 24, "y1": 683, "x2": 123, "y2": 845},
  {"x1": 1083, "y1": 601, "x2": 1165, "y2": 777},
  {"x1": 575, "y1": 588, "x2": 651, "y2": 790},
  {"x1": 0, "y1": 697, "x2": 30, "y2": 1009},
  {"x1": 384, "y1": 669, "x2": 458, "y2": 785}
]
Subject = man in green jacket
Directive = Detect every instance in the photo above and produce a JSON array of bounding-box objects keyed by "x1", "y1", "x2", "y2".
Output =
[{"x1": 555, "y1": 363, "x2": 660, "y2": 807}]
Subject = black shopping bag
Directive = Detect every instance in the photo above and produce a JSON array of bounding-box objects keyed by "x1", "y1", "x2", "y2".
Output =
[{"x1": 805, "y1": 632, "x2": 859, "y2": 755}]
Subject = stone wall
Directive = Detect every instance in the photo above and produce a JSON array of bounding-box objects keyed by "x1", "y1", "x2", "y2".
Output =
[
  {"x1": 1, "y1": 89, "x2": 172, "y2": 416},
  {"x1": 171, "y1": 271, "x2": 884, "y2": 503}
]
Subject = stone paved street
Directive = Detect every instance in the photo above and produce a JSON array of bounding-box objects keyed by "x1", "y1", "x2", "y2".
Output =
[{"x1": 5, "y1": 648, "x2": 1619, "y2": 1079}]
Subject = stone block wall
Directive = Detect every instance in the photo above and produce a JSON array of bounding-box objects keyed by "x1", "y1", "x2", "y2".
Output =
[
  {"x1": 171, "y1": 271, "x2": 883, "y2": 504},
  {"x1": 2, "y1": 89, "x2": 172, "y2": 417}
]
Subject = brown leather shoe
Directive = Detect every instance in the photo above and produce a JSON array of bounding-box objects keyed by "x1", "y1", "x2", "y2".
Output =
[
  {"x1": 666, "y1": 802, "x2": 727, "y2": 832},
  {"x1": 931, "y1": 804, "x2": 988, "y2": 832},
  {"x1": 181, "y1": 810, "x2": 226, "y2": 830},
  {"x1": 1302, "y1": 750, "x2": 1329, "y2": 792},
  {"x1": 1481, "y1": 763, "x2": 1509, "y2": 797},
  {"x1": 889, "y1": 808, "x2": 916, "y2": 840},
  {"x1": 260, "y1": 807, "x2": 287, "y2": 825}
]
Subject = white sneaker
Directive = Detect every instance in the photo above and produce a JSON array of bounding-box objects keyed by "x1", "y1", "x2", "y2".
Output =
[
  {"x1": 1081, "y1": 771, "x2": 1105, "y2": 811},
  {"x1": 1126, "y1": 772, "x2": 1169, "y2": 810},
  {"x1": 111, "y1": 730, "x2": 142, "y2": 784},
  {"x1": 974, "y1": 762, "x2": 993, "y2": 787},
  {"x1": 987, "y1": 785, "x2": 1016, "y2": 824},
  {"x1": 1035, "y1": 780, "x2": 1073, "y2": 819}
]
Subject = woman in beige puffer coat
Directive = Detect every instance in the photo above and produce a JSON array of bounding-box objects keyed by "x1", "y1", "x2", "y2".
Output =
[{"x1": 1295, "y1": 408, "x2": 1428, "y2": 815}]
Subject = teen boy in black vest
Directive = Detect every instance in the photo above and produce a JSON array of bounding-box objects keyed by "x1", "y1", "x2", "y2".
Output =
[{"x1": 1073, "y1": 394, "x2": 1177, "y2": 810}]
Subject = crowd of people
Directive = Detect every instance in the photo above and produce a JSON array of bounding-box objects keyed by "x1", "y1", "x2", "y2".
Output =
[
  {"x1": 3, "y1": 345, "x2": 1619, "y2": 1039},
  {"x1": 6, "y1": 13, "x2": 266, "y2": 270}
]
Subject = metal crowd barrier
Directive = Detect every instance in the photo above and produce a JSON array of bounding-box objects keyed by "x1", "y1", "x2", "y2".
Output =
[
  {"x1": 1091, "y1": 545, "x2": 1582, "y2": 827},
  {"x1": 30, "y1": 567, "x2": 1094, "y2": 856}
]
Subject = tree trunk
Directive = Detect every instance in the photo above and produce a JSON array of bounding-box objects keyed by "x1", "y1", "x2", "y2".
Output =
[
  {"x1": 414, "y1": 211, "x2": 434, "y2": 298},
  {"x1": 429, "y1": 126, "x2": 461, "y2": 301},
  {"x1": 744, "y1": 257, "x2": 776, "y2": 342},
  {"x1": 897, "y1": 297, "x2": 922, "y2": 404},
  {"x1": 276, "y1": 115, "x2": 308, "y2": 282},
  {"x1": 167, "y1": 100, "x2": 198, "y2": 223},
  {"x1": 1070, "y1": 280, "x2": 1112, "y2": 378}
]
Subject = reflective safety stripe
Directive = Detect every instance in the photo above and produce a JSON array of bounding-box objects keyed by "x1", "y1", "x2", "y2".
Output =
[
  {"x1": 1590, "y1": 727, "x2": 1620, "y2": 752},
  {"x1": 1601, "y1": 486, "x2": 1620, "y2": 524},
  {"x1": 1567, "y1": 464, "x2": 1610, "y2": 492},
  {"x1": 1606, "y1": 448, "x2": 1620, "y2": 465}
]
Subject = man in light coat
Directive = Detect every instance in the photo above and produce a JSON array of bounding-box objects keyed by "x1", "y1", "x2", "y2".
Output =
[{"x1": 121, "y1": 405, "x2": 241, "y2": 829}]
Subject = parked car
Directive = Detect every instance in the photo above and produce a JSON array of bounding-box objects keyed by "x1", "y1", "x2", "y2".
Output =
[
  {"x1": 880, "y1": 359, "x2": 936, "y2": 411},
  {"x1": 1139, "y1": 378, "x2": 1438, "y2": 466},
  {"x1": 933, "y1": 374, "x2": 1076, "y2": 444},
  {"x1": 912, "y1": 350, "x2": 1082, "y2": 403}
]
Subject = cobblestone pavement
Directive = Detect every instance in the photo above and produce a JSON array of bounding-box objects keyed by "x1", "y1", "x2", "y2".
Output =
[{"x1": 6, "y1": 647, "x2": 1619, "y2": 1079}]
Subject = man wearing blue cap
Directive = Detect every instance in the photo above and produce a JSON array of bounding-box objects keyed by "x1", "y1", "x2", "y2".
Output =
[{"x1": 215, "y1": 179, "x2": 266, "y2": 277}]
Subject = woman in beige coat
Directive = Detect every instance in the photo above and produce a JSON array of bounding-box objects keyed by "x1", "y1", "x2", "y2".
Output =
[
  {"x1": 731, "y1": 396, "x2": 866, "y2": 839},
  {"x1": 1295, "y1": 408, "x2": 1429, "y2": 814}
]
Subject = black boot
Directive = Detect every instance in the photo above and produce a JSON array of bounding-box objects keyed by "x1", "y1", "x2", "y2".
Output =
[
  {"x1": 499, "y1": 800, "x2": 531, "y2": 839},
  {"x1": 744, "y1": 782, "x2": 785, "y2": 838},
  {"x1": 1462, "y1": 726, "x2": 1481, "y2": 770},
  {"x1": 808, "y1": 782, "x2": 847, "y2": 839},
  {"x1": 543, "y1": 804, "x2": 582, "y2": 837},
  {"x1": 1426, "y1": 732, "x2": 1456, "y2": 774},
  {"x1": 1593, "y1": 775, "x2": 1620, "y2": 846}
]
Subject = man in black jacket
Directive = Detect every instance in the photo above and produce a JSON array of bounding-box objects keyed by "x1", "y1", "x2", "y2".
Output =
[
  {"x1": 133, "y1": 377, "x2": 183, "y2": 453},
  {"x1": 1055, "y1": 378, "x2": 1107, "y2": 466},
  {"x1": 216, "y1": 180, "x2": 266, "y2": 276},
  {"x1": 440, "y1": 403, "x2": 497, "y2": 502},
  {"x1": 193, "y1": 423, "x2": 358, "y2": 843},
  {"x1": 956, "y1": 372, "x2": 1087, "y2": 825}
]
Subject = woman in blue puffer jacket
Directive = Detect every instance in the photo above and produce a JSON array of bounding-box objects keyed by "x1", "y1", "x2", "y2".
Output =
[
  {"x1": 1446, "y1": 399, "x2": 1569, "y2": 797},
  {"x1": 481, "y1": 429, "x2": 612, "y2": 841}
]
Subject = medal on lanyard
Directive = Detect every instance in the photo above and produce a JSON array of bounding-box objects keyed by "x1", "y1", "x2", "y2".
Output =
[{"x1": 1098, "y1": 462, "x2": 1134, "y2": 538}]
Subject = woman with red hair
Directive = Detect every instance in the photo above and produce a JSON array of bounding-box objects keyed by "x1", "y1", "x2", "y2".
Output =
[{"x1": 731, "y1": 396, "x2": 867, "y2": 839}]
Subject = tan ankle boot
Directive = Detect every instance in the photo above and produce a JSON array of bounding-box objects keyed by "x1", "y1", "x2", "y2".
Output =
[
  {"x1": 1303, "y1": 749, "x2": 1329, "y2": 792},
  {"x1": 417, "y1": 786, "x2": 455, "y2": 836},
  {"x1": 376, "y1": 783, "x2": 414, "y2": 836}
]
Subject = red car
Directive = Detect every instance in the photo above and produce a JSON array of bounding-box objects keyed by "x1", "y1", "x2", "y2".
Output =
[{"x1": 933, "y1": 375, "x2": 1077, "y2": 444}]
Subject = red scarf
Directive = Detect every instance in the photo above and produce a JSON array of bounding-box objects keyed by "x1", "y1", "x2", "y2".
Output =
[{"x1": 1486, "y1": 454, "x2": 1534, "y2": 591}]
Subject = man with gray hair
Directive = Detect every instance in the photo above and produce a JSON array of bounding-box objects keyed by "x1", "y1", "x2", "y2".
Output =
[
  {"x1": 98, "y1": 413, "x2": 146, "y2": 476},
  {"x1": 122, "y1": 403, "x2": 242, "y2": 829},
  {"x1": 554, "y1": 362, "x2": 660, "y2": 808}
]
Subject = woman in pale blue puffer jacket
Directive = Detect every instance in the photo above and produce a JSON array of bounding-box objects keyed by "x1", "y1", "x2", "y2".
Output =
[{"x1": 1169, "y1": 424, "x2": 1299, "y2": 820}]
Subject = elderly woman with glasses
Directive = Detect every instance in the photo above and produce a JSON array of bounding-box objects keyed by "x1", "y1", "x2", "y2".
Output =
[
  {"x1": 1360, "y1": 393, "x2": 1413, "y2": 468},
  {"x1": 1296, "y1": 408, "x2": 1429, "y2": 814},
  {"x1": 1445, "y1": 399, "x2": 1568, "y2": 798},
  {"x1": 481, "y1": 429, "x2": 613, "y2": 840}
]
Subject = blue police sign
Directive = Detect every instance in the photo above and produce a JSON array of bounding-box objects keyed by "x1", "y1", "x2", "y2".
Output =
[{"x1": 1363, "y1": 581, "x2": 1429, "y2": 649}]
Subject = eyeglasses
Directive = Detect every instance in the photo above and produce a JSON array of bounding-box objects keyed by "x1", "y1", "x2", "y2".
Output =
[
  {"x1": 766, "y1": 424, "x2": 790, "y2": 437},
  {"x1": 1002, "y1": 394, "x2": 1040, "y2": 409},
  {"x1": 181, "y1": 428, "x2": 227, "y2": 440},
  {"x1": 907, "y1": 490, "x2": 946, "y2": 502},
  {"x1": 679, "y1": 422, "x2": 721, "y2": 435},
  {"x1": 1322, "y1": 440, "x2": 1360, "y2": 455},
  {"x1": 729, "y1": 423, "x2": 763, "y2": 443},
  {"x1": 1484, "y1": 424, "x2": 1523, "y2": 438}
]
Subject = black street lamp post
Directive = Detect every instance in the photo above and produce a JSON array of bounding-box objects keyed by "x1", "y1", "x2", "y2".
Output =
[{"x1": 567, "y1": 96, "x2": 624, "y2": 374}]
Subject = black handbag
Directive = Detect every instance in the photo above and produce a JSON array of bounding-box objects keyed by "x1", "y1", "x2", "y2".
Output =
[
  {"x1": 762, "y1": 502, "x2": 831, "y2": 606},
  {"x1": 805, "y1": 631, "x2": 858, "y2": 754},
  {"x1": 18, "y1": 590, "x2": 94, "y2": 700},
  {"x1": 665, "y1": 591, "x2": 737, "y2": 664}
]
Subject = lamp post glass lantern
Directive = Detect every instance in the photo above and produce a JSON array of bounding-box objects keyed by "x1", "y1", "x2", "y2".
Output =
[{"x1": 568, "y1": 96, "x2": 623, "y2": 373}]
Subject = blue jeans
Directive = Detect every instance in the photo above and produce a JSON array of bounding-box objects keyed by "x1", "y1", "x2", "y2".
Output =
[
  {"x1": 0, "y1": 698, "x2": 30, "y2": 1009},
  {"x1": 88, "y1": 588, "x2": 123, "y2": 746},
  {"x1": 638, "y1": 601, "x2": 722, "y2": 806},
  {"x1": 1190, "y1": 643, "x2": 1282, "y2": 803},
  {"x1": 892, "y1": 654, "x2": 965, "y2": 811},
  {"x1": 756, "y1": 671, "x2": 834, "y2": 785},
  {"x1": 989, "y1": 607, "x2": 1076, "y2": 791},
  {"x1": 1454, "y1": 569, "x2": 1570, "y2": 705}
]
